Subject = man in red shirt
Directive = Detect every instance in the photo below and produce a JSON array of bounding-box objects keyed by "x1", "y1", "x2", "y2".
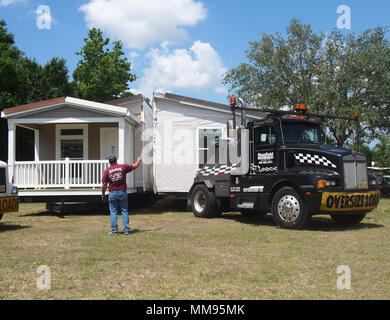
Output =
[{"x1": 102, "y1": 155, "x2": 142, "y2": 235}]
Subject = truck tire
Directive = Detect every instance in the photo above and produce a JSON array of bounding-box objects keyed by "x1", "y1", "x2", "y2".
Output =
[
  {"x1": 330, "y1": 214, "x2": 366, "y2": 227},
  {"x1": 0, "y1": 214, "x2": 2, "y2": 221},
  {"x1": 191, "y1": 184, "x2": 218, "y2": 218},
  {"x1": 271, "y1": 187, "x2": 310, "y2": 229}
]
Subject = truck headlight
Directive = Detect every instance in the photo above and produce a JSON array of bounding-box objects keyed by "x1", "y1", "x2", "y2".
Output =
[
  {"x1": 317, "y1": 179, "x2": 337, "y2": 189},
  {"x1": 369, "y1": 178, "x2": 377, "y2": 186},
  {"x1": 11, "y1": 186, "x2": 18, "y2": 194},
  {"x1": 324, "y1": 179, "x2": 337, "y2": 187}
]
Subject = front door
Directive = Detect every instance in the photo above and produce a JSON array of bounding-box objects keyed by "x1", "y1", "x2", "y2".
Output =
[
  {"x1": 100, "y1": 128, "x2": 119, "y2": 160},
  {"x1": 250, "y1": 123, "x2": 278, "y2": 174}
]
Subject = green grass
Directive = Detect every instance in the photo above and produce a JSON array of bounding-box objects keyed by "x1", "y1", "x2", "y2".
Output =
[{"x1": 0, "y1": 196, "x2": 389, "y2": 300}]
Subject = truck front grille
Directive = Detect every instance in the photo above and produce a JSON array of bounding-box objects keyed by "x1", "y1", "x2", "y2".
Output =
[
  {"x1": 0, "y1": 168, "x2": 6, "y2": 193},
  {"x1": 343, "y1": 154, "x2": 368, "y2": 190}
]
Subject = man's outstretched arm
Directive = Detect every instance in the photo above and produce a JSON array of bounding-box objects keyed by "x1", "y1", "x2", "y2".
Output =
[{"x1": 133, "y1": 156, "x2": 142, "y2": 169}]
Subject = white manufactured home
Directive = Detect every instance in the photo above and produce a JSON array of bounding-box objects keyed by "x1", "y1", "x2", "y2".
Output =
[
  {"x1": 1, "y1": 95, "x2": 153, "y2": 201},
  {"x1": 2, "y1": 92, "x2": 264, "y2": 202},
  {"x1": 152, "y1": 92, "x2": 265, "y2": 196}
]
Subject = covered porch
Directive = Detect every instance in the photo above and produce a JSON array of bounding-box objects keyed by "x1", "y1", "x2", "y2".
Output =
[{"x1": 2, "y1": 97, "x2": 141, "y2": 194}]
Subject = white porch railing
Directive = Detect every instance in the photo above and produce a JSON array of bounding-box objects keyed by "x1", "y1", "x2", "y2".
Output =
[{"x1": 14, "y1": 158, "x2": 109, "y2": 189}]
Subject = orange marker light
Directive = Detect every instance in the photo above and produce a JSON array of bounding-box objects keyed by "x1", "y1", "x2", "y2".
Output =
[
  {"x1": 230, "y1": 194, "x2": 235, "y2": 198},
  {"x1": 354, "y1": 110, "x2": 360, "y2": 117},
  {"x1": 294, "y1": 104, "x2": 308, "y2": 111},
  {"x1": 317, "y1": 179, "x2": 325, "y2": 189},
  {"x1": 230, "y1": 97, "x2": 237, "y2": 105}
]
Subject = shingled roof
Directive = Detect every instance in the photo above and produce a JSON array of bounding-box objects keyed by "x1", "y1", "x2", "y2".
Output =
[{"x1": 2, "y1": 97, "x2": 66, "y2": 116}]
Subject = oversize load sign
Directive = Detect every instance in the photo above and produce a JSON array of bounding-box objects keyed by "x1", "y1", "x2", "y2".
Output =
[
  {"x1": 320, "y1": 191, "x2": 380, "y2": 212},
  {"x1": 0, "y1": 197, "x2": 18, "y2": 214}
]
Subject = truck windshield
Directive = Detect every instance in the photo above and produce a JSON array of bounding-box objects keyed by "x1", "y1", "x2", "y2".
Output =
[{"x1": 282, "y1": 122, "x2": 322, "y2": 144}]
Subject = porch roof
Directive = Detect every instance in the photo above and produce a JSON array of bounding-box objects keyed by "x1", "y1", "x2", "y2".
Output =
[{"x1": 1, "y1": 96, "x2": 141, "y2": 125}]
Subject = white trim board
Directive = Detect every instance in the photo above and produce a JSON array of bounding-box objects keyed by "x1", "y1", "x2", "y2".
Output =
[{"x1": 7, "y1": 117, "x2": 121, "y2": 125}]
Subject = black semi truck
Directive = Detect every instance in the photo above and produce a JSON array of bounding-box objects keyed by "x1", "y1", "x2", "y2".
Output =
[{"x1": 188, "y1": 99, "x2": 380, "y2": 229}]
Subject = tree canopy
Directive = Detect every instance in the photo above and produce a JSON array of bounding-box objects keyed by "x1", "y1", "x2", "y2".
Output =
[
  {"x1": 0, "y1": 20, "x2": 28, "y2": 161},
  {"x1": 373, "y1": 136, "x2": 390, "y2": 167},
  {"x1": 73, "y1": 28, "x2": 136, "y2": 102},
  {"x1": 0, "y1": 20, "x2": 29, "y2": 109},
  {"x1": 224, "y1": 18, "x2": 390, "y2": 147}
]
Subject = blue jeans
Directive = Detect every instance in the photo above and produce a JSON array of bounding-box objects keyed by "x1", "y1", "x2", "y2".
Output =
[{"x1": 108, "y1": 190, "x2": 129, "y2": 233}]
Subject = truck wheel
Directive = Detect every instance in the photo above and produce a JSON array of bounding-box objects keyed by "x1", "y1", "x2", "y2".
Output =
[
  {"x1": 191, "y1": 184, "x2": 217, "y2": 218},
  {"x1": 331, "y1": 214, "x2": 366, "y2": 227},
  {"x1": 271, "y1": 187, "x2": 309, "y2": 229},
  {"x1": 0, "y1": 214, "x2": 2, "y2": 221}
]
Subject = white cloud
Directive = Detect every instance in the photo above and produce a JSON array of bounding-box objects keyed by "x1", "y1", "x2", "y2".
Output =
[
  {"x1": 136, "y1": 41, "x2": 227, "y2": 98},
  {"x1": 0, "y1": 0, "x2": 27, "y2": 6},
  {"x1": 79, "y1": 0, "x2": 207, "y2": 50}
]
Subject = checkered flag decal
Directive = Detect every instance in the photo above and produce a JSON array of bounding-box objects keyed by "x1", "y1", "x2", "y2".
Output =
[
  {"x1": 197, "y1": 164, "x2": 238, "y2": 176},
  {"x1": 294, "y1": 153, "x2": 337, "y2": 168}
]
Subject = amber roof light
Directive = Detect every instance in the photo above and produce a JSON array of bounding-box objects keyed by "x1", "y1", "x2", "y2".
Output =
[{"x1": 294, "y1": 104, "x2": 308, "y2": 111}]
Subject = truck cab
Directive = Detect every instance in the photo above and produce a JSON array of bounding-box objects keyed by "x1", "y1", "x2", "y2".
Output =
[
  {"x1": 189, "y1": 102, "x2": 380, "y2": 229},
  {"x1": 0, "y1": 161, "x2": 19, "y2": 221}
]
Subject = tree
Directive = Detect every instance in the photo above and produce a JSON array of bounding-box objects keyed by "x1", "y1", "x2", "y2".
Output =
[
  {"x1": 41, "y1": 57, "x2": 75, "y2": 99},
  {"x1": 22, "y1": 57, "x2": 74, "y2": 103},
  {"x1": 73, "y1": 28, "x2": 136, "y2": 102},
  {"x1": 0, "y1": 20, "x2": 30, "y2": 109},
  {"x1": 0, "y1": 20, "x2": 29, "y2": 161},
  {"x1": 373, "y1": 136, "x2": 390, "y2": 167},
  {"x1": 0, "y1": 20, "x2": 73, "y2": 161},
  {"x1": 317, "y1": 28, "x2": 390, "y2": 146},
  {"x1": 224, "y1": 19, "x2": 390, "y2": 148}
]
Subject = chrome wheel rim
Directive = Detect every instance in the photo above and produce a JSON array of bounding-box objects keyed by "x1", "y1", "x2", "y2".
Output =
[
  {"x1": 277, "y1": 195, "x2": 300, "y2": 223},
  {"x1": 194, "y1": 190, "x2": 206, "y2": 213}
]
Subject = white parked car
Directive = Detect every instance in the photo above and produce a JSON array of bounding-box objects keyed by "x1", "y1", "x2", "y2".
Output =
[{"x1": 0, "y1": 161, "x2": 19, "y2": 221}]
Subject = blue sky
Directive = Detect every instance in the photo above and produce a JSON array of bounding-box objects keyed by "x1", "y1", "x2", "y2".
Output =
[{"x1": 1, "y1": 0, "x2": 390, "y2": 105}]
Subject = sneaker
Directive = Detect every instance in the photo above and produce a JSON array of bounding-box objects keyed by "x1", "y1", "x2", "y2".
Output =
[
  {"x1": 124, "y1": 231, "x2": 130, "y2": 235},
  {"x1": 109, "y1": 232, "x2": 118, "y2": 236}
]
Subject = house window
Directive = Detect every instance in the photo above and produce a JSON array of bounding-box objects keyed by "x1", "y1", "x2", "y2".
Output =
[
  {"x1": 56, "y1": 124, "x2": 88, "y2": 160},
  {"x1": 61, "y1": 140, "x2": 83, "y2": 159},
  {"x1": 60, "y1": 129, "x2": 83, "y2": 136}
]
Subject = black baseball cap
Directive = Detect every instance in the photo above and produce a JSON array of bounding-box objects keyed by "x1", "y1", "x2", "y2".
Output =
[{"x1": 108, "y1": 155, "x2": 117, "y2": 163}]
